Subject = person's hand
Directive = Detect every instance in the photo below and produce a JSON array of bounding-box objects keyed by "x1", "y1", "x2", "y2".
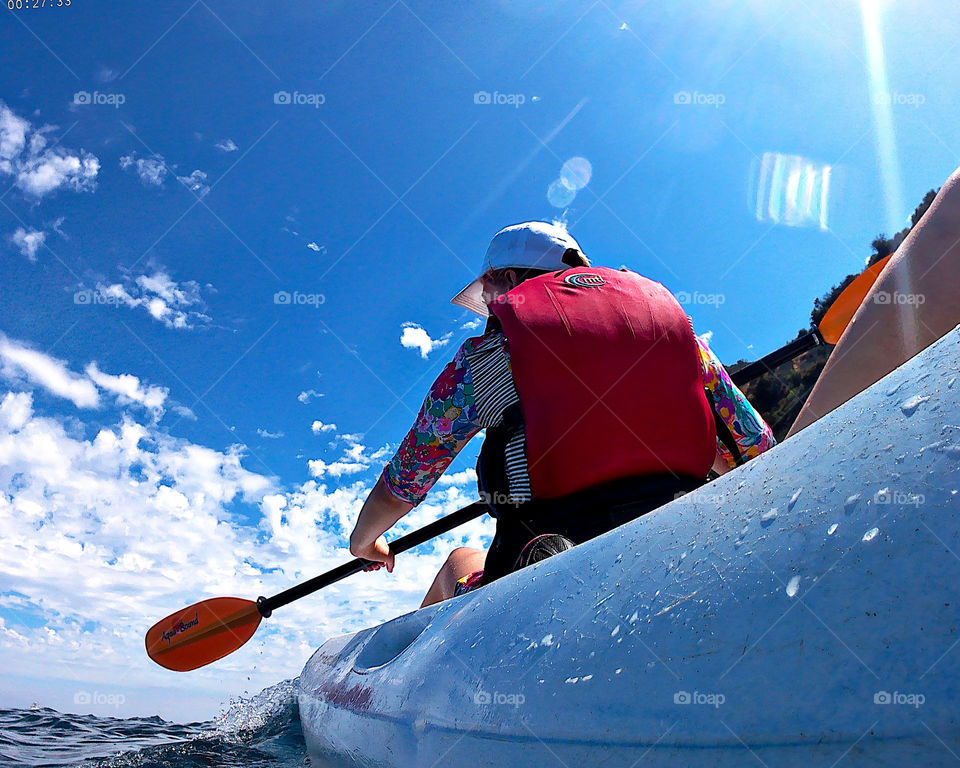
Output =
[{"x1": 350, "y1": 535, "x2": 395, "y2": 573}]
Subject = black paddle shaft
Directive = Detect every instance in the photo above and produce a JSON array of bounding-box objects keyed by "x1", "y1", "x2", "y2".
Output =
[
  {"x1": 255, "y1": 501, "x2": 488, "y2": 617},
  {"x1": 729, "y1": 328, "x2": 825, "y2": 387},
  {"x1": 256, "y1": 328, "x2": 827, "y2": 618}
]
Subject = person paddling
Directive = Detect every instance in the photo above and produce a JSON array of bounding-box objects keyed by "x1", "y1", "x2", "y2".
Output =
[{"x1": 349, "y1": 222, "x2": 776, "y2": 606}]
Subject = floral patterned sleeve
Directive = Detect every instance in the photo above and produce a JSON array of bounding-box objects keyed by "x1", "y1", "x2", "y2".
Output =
[
  {"x1": 381, "y1": 336, "x2": 488, "y2": 505},
  {"x1": 696, "y1": 336, "x2": 777, "y2": 469}
]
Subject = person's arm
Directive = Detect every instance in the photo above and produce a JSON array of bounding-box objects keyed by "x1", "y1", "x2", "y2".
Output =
[
  {"x1": 697, "y1": 336, "x2": 777, "y2": 471},
  {"x1": 348, "y1": 337, "x2": 485, "y2": 569},
  {"x1": 349, "y1": 476, "x2": 414, "y2": 572},
  {"x1": 789, "y1": 166, "x2": 960, "y2": 436}
]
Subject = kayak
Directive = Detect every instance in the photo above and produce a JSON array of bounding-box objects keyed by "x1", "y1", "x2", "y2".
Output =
[{"x1": 298, "y1": 325, "x2": 960, "y2": 767}]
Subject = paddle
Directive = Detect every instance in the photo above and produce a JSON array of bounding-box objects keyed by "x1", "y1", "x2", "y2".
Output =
[
  {"x1": 729, "y1": 254, "x2": 892, "y2": 386},
  {"x1": 145, "y1": 500, "x2": 488, "y2": 672}
]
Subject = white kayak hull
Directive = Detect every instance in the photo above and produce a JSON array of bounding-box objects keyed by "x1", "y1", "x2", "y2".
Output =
[{"x1": 299, "y1": 326, "x2": 960, "y2": 767}]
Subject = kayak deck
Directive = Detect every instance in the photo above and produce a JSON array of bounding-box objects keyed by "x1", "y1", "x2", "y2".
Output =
[{"x1": 300, "y1": 326, "x2": 960, "y2": 767}]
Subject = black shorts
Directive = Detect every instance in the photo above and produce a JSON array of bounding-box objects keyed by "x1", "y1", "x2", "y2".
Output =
[{"x1": 482, "y1": 474, "x2": 704, "y2": 584}]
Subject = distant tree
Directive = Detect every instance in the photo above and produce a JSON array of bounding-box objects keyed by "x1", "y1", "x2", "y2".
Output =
[{"x1": 871, "y1": 235, "x2": 893, "y2": 259}]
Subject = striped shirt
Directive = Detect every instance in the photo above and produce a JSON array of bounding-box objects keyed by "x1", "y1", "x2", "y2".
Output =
[{"x1": 382, "y1": 327, "x2": 776, "y2": 506}]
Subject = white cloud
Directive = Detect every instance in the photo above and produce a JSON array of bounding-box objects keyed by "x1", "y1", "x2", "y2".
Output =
[
  {"x1": 306, "y1": 242, "x2": 325, "y2": 254},
  {"x1": 311, "y1": 420, "x2": 336, "y2": 434},
  {"x1": 307, "y1": 439, "x2": 382, "y2": 479},
  {"x1": 0, "y1": 391, "x2": 32, "y2": 431},
  {"x1": 298, "y1": 389, "x2": 322, "y2": 404},
  {"x1": 11, "y1": 227, "x2": 45, "y2": 261},
  {"x1": 0, "y1": 104, "x2": 29, "y2": 161},
  {"x1": 0, "y1": 337, "x2": 175, "y2": 418},
  {"x1": 119, "y1": 153, "x2": 209, "y2": 197},
  {"x1": 99, "y1": 270, "x2": 211, "y2": 330},
  {"x1": 400, "y1": 322, "x2": 452, "y2": 359},
  {"x1": 0, "y1": 101, "x2": 99, "y2": 198},
  {"x1": 176, "y1": 169, "x2": 209, "y2": 197},
  {"x1": 0, "y1": 336, "x2": 100, "y2": 409},
  {"x1": 215, "y1": 138, "x2": 238, "y2": 152},
  {"x1": 171, "y1": 404, "x2": 197, "y2": 421},
  {"x1": 699, "y1": 330, "x2": 714, "y2": 345},
  {"x1": 257, "y1": 428, "x2": 284, "y2": 439},
  {"x1": 0, "y1": 372, "x2": 494, "y2": 719},
  {"x1": 85, "y1": 362, "x2": 167, "y2": 415},
  {"x1": 307, "y1": 457, "x2": 368, "y2": 478},
  {"x1": 437, "y1": 467, "x2": 477, "y2": 486},
  {"x1": 119, "y1": 152, "x2": 168, "y2": 187},
  {"x1": 461, "y1": 318, "x2": 482, "y2": 330}
]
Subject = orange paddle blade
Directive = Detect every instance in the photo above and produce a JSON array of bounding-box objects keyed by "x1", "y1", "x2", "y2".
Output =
[
  {"x1": 145, "y1": 597, "x2": 262, "y2": 672},
  {"x1": 819, "y1": 254, "x2": 892, "y2": 344}
]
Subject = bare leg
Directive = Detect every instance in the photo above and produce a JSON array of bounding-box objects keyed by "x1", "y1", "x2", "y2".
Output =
[
  {"x1": 420, "y1": 547, "x2": 486, "y2": 607},
  {"x1": 789, "y1": 166, "x2": 960, "y2": 436}
]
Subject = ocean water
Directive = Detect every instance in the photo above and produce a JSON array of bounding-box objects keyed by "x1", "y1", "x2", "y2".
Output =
[{"x1": 0, "y1": 679, "x2": 307, "y2": 768}]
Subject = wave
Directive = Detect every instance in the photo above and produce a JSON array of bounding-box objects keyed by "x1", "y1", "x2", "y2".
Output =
[{"x1": 0, "y1": 679, "x2": 306, "y2": 768}]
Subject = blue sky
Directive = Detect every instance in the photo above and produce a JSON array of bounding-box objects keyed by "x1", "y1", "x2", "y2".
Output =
[{"x1": 1, "y1": 0, "x2": 959, "y2": 721}]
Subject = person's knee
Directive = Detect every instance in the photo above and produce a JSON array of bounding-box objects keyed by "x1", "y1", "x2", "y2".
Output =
[{"x1": 443, "y1": 547, "x2": 481, "y2": 570}]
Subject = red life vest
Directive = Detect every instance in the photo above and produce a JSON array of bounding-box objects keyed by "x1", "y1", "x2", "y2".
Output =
[{"x1": 488, "y1": 266, "x2": 716, "y2": 498}]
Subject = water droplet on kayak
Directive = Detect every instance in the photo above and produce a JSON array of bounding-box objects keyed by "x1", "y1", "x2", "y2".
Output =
[
  {"x1": 863, "y1": 527, "x2": 879, "y2": 542},
  {"x1": 615, "y1": 668, "x2": 623, "y2": 674},
  {"x1": 611, "y1": 625, "x2": 620, "y2": 637},
  {"x1": 760, "y1": 508, "x2": 778, "y2": 525},
  {"x1": 844, "y1": 494, "x2": 861, "y2": 513},
  {"x1": 541, "y1": 634, "x2": 554, "y2": 646},
  {"x1": 615, "y1": 553, "x2": 623, "y2": 563},
  {"x1": 581, "y1": 674, "x2": 593, "y2": 682},
  {"x1": 788, "y1": 488, "x2": 803, "y2": 510},
  {"x1": 628, "y1": 611, "x2": 639, "y2": 623},
  {"x1": 786, "y1": 576, "x2": 800, "y2": 597},
  {"x1": 565, "y1": 677, "x2": 579, "y2": 684},
  {"x1": 900, "y1": 394, "x2": 929, "y2": 416},
  {"x1": 827, "y1": 523, "x2": 839, "y2": 535}
]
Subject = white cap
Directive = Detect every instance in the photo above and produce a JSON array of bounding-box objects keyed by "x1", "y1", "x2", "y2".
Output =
[{"x1": 451, "y1": 221, "x2": 584, "y2": 317}]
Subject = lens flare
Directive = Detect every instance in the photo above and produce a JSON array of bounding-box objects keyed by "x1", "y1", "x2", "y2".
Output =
[
  {"x1": 860, "y1": 0, "x2": 905, "y2": 236},
  {"x1": 752, "y1": 153, "x2": 832, "y2": 230},
  {"x1": 560, "y1": 157, "x2": 593, "y2": 190},
  {"x1": 547, "y1": 178, "x2": 577, "y2": 208}
]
